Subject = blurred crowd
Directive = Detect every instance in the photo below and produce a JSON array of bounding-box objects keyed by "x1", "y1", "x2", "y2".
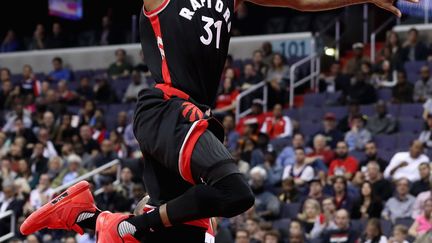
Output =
[{"x1": 2, "y1": 26, "x2": 432, "y2": 243}]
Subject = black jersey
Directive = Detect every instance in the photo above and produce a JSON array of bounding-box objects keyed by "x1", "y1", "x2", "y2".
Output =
[{"x1": 140, "y1": 0, "x2": 234, "y2": 106}]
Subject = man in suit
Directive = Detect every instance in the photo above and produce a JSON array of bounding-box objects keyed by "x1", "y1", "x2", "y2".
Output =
[{"x1": 0, "y1": 181, "x2": 24, "y2": 236}]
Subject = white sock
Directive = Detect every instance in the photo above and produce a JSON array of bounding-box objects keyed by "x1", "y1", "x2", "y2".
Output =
[{"x1": 118, "y1": 221, "x2": 137, "y2": 237}]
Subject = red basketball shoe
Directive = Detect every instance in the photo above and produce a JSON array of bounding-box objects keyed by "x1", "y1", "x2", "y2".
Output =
[
  {"x1": 95, "y1": 211, "x2": 139, "y2": 243},
  {"x1": 20, "y1": 181, "x2": 97, "y2": 235}
]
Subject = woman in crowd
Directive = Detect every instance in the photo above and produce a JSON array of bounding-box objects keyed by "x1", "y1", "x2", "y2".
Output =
[
  {"x1": 360, "y1": 218, "x2": 388, "y2": 243},
  {"x1": 409, "y1": 198, "x2": 432, "y2": 239},
  {"x1": 297, "y1": 198, "x2": 322, "y2": 238},
  {"x1": 351, "y1": 181, "x2": 383, "y2": 219}
]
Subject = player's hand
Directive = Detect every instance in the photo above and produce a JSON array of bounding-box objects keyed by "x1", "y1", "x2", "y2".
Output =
[{"x1": 369, "y1": 0, "x2": 418, "y2": 17}]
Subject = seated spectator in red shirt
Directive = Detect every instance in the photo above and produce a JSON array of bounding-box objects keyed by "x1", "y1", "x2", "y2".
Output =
[
  {"x1": 214, "y1": 77, "x2": 239, "y2": 114},
  {"x1": 260, "y1": 104, "x2": 293, "y2": 139},
  {"x1": 236, "y1": 99, "x2": 266, "y2": 135},
  {"x1": 329, "y1": 141, "x2": 359, "y2": 181},
  {"x1": 57, "y1": 80, "x2": 78, "y2": 105},
  {"x1": 307, "y1": 134, "x2": 335, "y2": 166}
]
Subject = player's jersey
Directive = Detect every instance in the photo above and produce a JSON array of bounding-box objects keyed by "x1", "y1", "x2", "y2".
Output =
[{"x1": 140, "y1": 0, "x2": 234, "y2": 106}]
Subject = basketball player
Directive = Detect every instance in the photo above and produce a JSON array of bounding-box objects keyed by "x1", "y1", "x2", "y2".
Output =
[{"x1": 21, "y1": 0, "x2": 415, "y2": 242}]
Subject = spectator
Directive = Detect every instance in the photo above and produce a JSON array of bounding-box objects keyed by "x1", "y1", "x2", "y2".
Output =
[
  {"x1": 383, "y1": 31, "x2": 403, "y2": 70},
  {"x1": 345, "y1": 42, "x2": 370, "y2": 76},
  {"x1": 277, "y1": 133, "x2": 311, "y2": 168},
  {"x1": 29, "y1": 143, "x2": 49, "y2": 176},
  {"x1": 19, "y1": 64, "x2": 39, "y2": 96},
  {"x1": 282, "y1": 147, "x2": 315, "y2": 187},
  {"x1": 114, "y1": 167, "x2": 135, "y2": 198},
  {"x1": 366, "y1": 101, "x2": 397, "y2": 135},
  {"x1": 93, "y1": 77, "x2": 118, "y2": 103},
  {"x1": 235, "y1": 229, "x2": 251, "y2": 243},
  {"x1": 98, "y1": 16, "x2": 119, "y2": 46},
  {"x1": 409, "y1": 198, "x2": 432, "y2": 239},
  {"x1": 360, "y1": 218, "x2": 388, "y2": 243},
  {"x1": 338, "y1": 102, "x2": 362, "y2": 133},
  {"x1": 5, "y1": 117, "x2": 36, "y2": 144},
  {"x1": 0, "y1": 158, "x2": 17, "y2": 185},
  {"x1": 52, "y1": 154, "x2": 86, "y2": 187},
  {"x1": 260, "y1": 150, "x2": 283, "y2": 186},
  {"x1": 76, "y1": 77, "x2": 94, "y2": 101},
  {"x1": 123, "y1": 70, "x2": 148, "y2": 103},
  {"x1": 401, "y1": 28, "x2": 428, "y2": 62},
  {"x1": 252, "y1": 50, "x2": 269, "y2": 77},
  {"x1": 366, "y1": 161, "x2": 393, "y2": 201},
  {"x1": 307, "y1": 134, "x2": 335, "y2": 167},
  {"x1": 322, "y1": 209, "x2": 358, "y2": 243},
  {"x1": 418, "y1": 114, "x2": 432, "y2": 150},
  {"x1": 107, "y1": 49, "x2": 132, "y2": 79},
  {"x1": 411, "y1": 162, "x2": 431, "y2": 196},
  {"x1": 289, "y1": 219, "x2": 307, "y2": 243},
  {"x1": 46, "y1": 156, "x2": 63, "y2": 181},
  {"x1": 239, "y1": 63, "x2": 263, "y2": 90},
  {"x1": 414, "y1": 65, "x2": 432, "y2": 103},
  {"x1": 266, "y1": 53, "x2": 289, "y2": 105},
  {"x1": 223, "y1": 114, "x2": 240, "y2": 152},
  {"x1": 123, "y1": 123, "x2": 140, "y2": 153},
  {"x1": 318, "y1": 62, "x2": 350, "y2": 94},
  {"x1": 236, "y1": 99, "x2": 266, "y2": 135},
  {"x1": 307, "y1": 179, "x2": 326, "y2": 203},
  {"x1": 388, "y1": 225, "x2": 409, "y2": 243},
  {"x1": 382, "y1": 177, "x2": 415, "y2": 222},
  {"x1": 48, "y1": 57, "x2": 72, "y2": 83},
  {"x1": 297, "y1": 198, "x2": 322, "y2": 237},
  {"x1": 109, "y1": 131, "x2": 127, "y2": 159},
  {"x1": 0, "y1": 30, "x2": 19, "y2": 53},
  {"x1": 95, "y1": 177, "x2": 129, "y2": 212},
  {"x1": 29, "y1": 24, "x2": 46, "y2": 50},
  {"x1": 345, "y1": 71, "x2": 377, "y2": 105},
  {"x1": 249, "y1": 166, "x2": 280, "y2": 219},
  {"x1": 93, "y1": 140, "x2": 119, "y2": 185},
  {"x1": 412, "y1": 177, "x2": 432, "y2": 218},
  {"x1": 214, "y1": 77, "x2": 239, "y2": 114},
  {"x1": 361, "y1": 142, "x2": 388, "y2": 172},
  {"x1": 384, "y1": 140, "x2": 429, "y2": 182},
  {"x1": 278, "y1": 177, "x2": 300, "y2": 203},
  {"x1": 261, "y1": 42, "x2": 274, "y2": 66},
  {"x1": 47, "y1": 22, "x2": 68, "y2": 49},
  {"x1": 331, "y1": 176, "x2": 355, "y2": 211},
  {"x1": 392, "y1": 71, "x2": 414, "y2": 104},
  {"x1": 245, "y1": 217, "x2": 264, "y2": 243},
  {"x1": 328, "y1": 141, "x2": 359, "y2": 180},
  {"x1": 314, "y1": 113, "x2": 344, "y2": 149},
  {"x1": 115, "y1": 111, "x2": 128, "y2": 135},
  {"x1": 29, "y1": 174, "x2": 54, "y2": 211},
  {"x1": 351, "y1": 181, "x2": 383, "y2": 219},
  {"x1": 263, "y1": 230, "x2": 280, "y2": 243},
  {"x1": 310, "y1": 197, "x2": 338, "y2": 239},
  {"x1": 37, "y1": 127, "x2": 58, "y2": 158},
  {"x1": 0, "y1": 80, "x2": 14, "y2": 110},
  {"x1": 345, "y1": 114, "x2": 372, "y2": 151},
  {"x1": 79, "y1": 100, "x2": 97, "y2": 126},
  {"x1": 261, "y1": 104, "x2": 293, "y2": 139},
  {"x1": 54, "y1": 114, "x2": 78, "y2": 146},
  {"x1": 0, "y1": 181, "x2": 24, "y2": 236}
]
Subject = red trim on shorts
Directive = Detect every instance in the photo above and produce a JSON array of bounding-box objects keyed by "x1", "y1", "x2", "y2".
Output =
[
  {"x1": 180, "y1": 120, "x2": 208, "y2": 185},
  {"x1": 148, "y1": 15, "x2": 172, "y2": 86}
]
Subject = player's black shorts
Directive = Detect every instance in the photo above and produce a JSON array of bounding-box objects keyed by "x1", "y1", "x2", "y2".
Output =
[{"x1": 133, "y1": 84, "x2": 238, "y2": 199}]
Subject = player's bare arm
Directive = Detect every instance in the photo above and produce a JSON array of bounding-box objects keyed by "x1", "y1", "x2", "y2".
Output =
[{"x1": 242, "y1": 0, "x2": 418, "y2": 17}]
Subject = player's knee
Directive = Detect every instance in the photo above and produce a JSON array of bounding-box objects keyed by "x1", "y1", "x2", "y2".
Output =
[{"x1": 215, "y1": 174, "x2": 255, "y2": 217}]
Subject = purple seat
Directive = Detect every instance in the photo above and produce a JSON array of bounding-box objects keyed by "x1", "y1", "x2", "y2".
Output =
[
  {"x1": 299, "y1": 107, "x2": 324, "y2": 122},
  {"x1": 387, "y1": 104, "x2": 400, "y2": 117},
  {"x1": 299, "y1": 121, "x2": 321, "y2": 137},
  {"x1": 377, "y1": 89, "x2": 392, "y2": 101},
  {"x1": 399, "y1": 104, "x2": 423, "y2": 119},
  {"x1": 380, "y1": 219, "x2": 393, "y2": 237},
  {"x1": 360, "y1": 105, "x2": 375, "y2": 117},
  {"x1": 379, "y1": 150, "x2": 395, "y2": 162},
  {"x1": 350, "y1": 150, "x2": 366, "y2": 161},
  {"x1": 404, "y1": 61, "x2": 426, "y2": 83},
  {"x1": 374, "y1": 134, "x2": 397, "y2": 151},
  {"x1": 280, "y1": 203, "x2": 301, "y2": 219},
  {"x1": 397, "y1": 132, "x2": 419, "y2": 150},
  {"x1": 284, "y1": 108, "x2": 300, "y2": 120},
  {"x1": 398, "y1": 119, "x2": 424, "y2": 134},
  {"x1": 324, "y1": 106, "x2": 347, "y2": 120},
  {"x1": 304, "y1": 93, "x2": 326, "y2": 107},
  {"x1": 67, "y1": 106, "x2": 81, "y2": 115}
]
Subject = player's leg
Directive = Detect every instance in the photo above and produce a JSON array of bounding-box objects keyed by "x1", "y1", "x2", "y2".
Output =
[{"x1": 97, "y1": 130, "x2": 255, "y2": 242}]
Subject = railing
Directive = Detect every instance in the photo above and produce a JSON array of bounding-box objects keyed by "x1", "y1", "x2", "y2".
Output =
[
  {"x1": 370, "y1": 16, "x2": 397, "y2": 63},
  {"x1": 53, "y1": 159, "x2": 121, "y2": 194},
  {"x1": 289, "y1": 54, "x2": 321, "y2": 108},
  {"x1": 0, "y1": 210, "x2": 16, "y2": 242},
  {"x1": 235, "y1": 81, "x2": 268, "y2": 124}
]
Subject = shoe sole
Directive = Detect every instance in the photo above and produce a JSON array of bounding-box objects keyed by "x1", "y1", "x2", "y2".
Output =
[{"x1": 21, "y1": 181, "x2": 91, "y2": 235}]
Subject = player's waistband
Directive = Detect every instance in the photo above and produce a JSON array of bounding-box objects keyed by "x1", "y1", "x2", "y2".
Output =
[{"x1": 154, "y1": 83, "x2": 211, "y2": 113}]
